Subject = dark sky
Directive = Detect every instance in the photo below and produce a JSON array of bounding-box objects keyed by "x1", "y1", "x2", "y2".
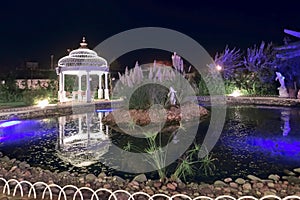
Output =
[{"x1": 1, "y1": 0, "x2": 300, "y2": 71}]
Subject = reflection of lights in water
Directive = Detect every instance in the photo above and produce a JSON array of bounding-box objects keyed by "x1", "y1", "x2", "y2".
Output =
[
  {"x1": 0, "y1": 120, "x2": 42, "y2": 144},
  {"x1": 56, "y1": 112, "x2": 111, "y2": 167},
  {"x1": 0, "y1": 120, "x2": 22, "y2": 128},
  {"x1": 281, "y1": 110, "x2": 291, "y2": 136},
  {"x1": 246, "y1": 137, "x2": 300, "y2": 158}
]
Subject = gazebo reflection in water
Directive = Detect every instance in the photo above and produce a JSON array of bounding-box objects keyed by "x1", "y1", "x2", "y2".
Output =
[{"x1": 56, "y1": 111, "x2": 111, "y2": 167}]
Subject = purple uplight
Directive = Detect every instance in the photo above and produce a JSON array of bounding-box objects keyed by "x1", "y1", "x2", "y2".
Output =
[
  {"x1": 0, "y1": 120, "x2": 22, "y2": 128},
  {"x1": 0, "y1": 120, "x2": 43, "y2": 145}
]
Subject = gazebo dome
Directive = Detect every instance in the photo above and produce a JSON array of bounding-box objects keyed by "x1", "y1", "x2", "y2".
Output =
[{"x1": 58, "y1": 37, "x2": 108, "y2": 70}]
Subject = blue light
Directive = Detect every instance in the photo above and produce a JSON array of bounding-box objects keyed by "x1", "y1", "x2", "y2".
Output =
[
  {"x1": 96, "y1": 108, "x2": 114, "y2": 113},
  {"x1": 0, "y1": 120, "x2": 22, "y2": 128}
]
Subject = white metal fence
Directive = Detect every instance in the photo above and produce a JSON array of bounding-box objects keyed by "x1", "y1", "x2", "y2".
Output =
[{"x1": 0, "y1": 178, "x2": 299, "y2": 200}]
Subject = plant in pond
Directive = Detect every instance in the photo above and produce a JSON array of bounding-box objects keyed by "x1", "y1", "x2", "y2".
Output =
[
  {"x1": 199, "y1": 148, "x2": 217, "y2": 176},
  {"x1": 173, "y1": 143, "x2": 202, "y2": 182},
  {"x1": 178, "y1": 121, "x2": 187, "y2": 132},
  {"x1": 143, "y1": 131, "x2": 167, "y2": 181},
  {"x1": 127, "y1": 118, "x2": 136, "y2": 130},
  {"x1": 123, "y1": 141, "x2": 133, "y2": 152},
  {"x1": 125, "y1": 128, "x2": 217, "y2": 182}
]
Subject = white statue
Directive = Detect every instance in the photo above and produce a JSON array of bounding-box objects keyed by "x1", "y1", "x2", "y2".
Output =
[
  {"x1": 275, "y1": 72, "x2": 289, "y2": 98},
  {"x1": 168, "y1": 86, "x2": 177, "y2": 105}
]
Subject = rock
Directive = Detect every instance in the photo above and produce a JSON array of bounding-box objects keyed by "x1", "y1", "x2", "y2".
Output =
[
  {"x1": 0, "y1": 152, "x2": 3, "y2": 158},
  {"x1": 229, "y1": 182, "x2": 238, "y2": 188},
  {"x1": 167, "y1": 183, "x2": 176, "y2": 190},
  {"x1": 267, "y1": 182, "x2": 275, "y2": 188},
  {"x1": 178, "y1": 182, "x2": 186, "y2": 190},
  {"x1": 293, "y1": 168, "x2": 300, "y2": 174},
  {"x1": 154, "y1": 182, "x2": 162, "y2": 188},
  {"x1": 283, "y1": 169, "x2": 296, "y2": 176},
  {"x1": 264, "y1": 191, "x2": 276, "y2": 196},
  {"x1": 131, "y1": 180, "x2": 139, "y2": 186},
  {"x1": 2, "y1": 156, "x2": 10, "y2": 162},
  {"x1": 65, "y1": 189, "x2": 75, "y2": 196},
  {"x1": 23, "y1": 170, "x2": 31, "y2": 177},
  {"x1": 235, "y1": 178, "x2": 246, "y2": 185},
  {"x1": 247, "y1": 175, "x2": 262, "y2": 182},
  {"x1": 256, "y1": 182, "x2": 264, "y2": 188},
  {"x1": 98, "y1": 172, "x2": 106, "y2": 178},
  {"x1": 113, "y1": 175, "x2": 126, "y2": 183},
  {"x1": 223, "y1": 187, "x2": 231, "y2": 193},
  {"x1": 103, "y1": 183, "x2": 111, "y2": 189},
  {"x1": 85, "y1": 174, "x2": 97, "y2": 183},
  {"x1": 268, "y1": 174, "x2": 280, "y2": 182},
  {"x1": 224, "y1": 178, "x2": 232, "y2": 183},
  {"x1": 193, "y1": 192, "x2": 200, "y2": 196},
  {"x1": 145, "y1": 188, "x2": 154, "y2": 195},
  {"x1": 283, "y1": 176, "x2": 300, "y2": 184},
  {"x1": 214, "y1": 180, "x2": 227, "y2": 187},
  {"x1": 242, "y1": 183, "x2": 252, "y2": 190},
  {"x1": 133, "y1": 174, "x2": 147, "y2": 183},
  {"x1": 18, "y1": 161, "x2": 28, "y2": 170},
  {"x1": 9, "y1": 166, "x2": 17, "y2": 172}
]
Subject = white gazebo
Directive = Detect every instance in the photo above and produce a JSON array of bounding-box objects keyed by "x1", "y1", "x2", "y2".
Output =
[{"x1": 56, "y1": 37, "x2": 110, "y2": 103}]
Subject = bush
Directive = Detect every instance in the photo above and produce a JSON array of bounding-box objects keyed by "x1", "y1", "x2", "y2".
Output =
[{"x1": 22, "y1": 89, "x2": 49, "y2": 106}]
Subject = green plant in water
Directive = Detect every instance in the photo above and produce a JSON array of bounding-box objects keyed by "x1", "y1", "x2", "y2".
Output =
[
  {"x1": 143, "y1": 132, "x2": 167, "y2": 181},
  {"x1": 127, "y1": 118, "x2": 136, "y2": 130},
  {"x1": 123, "y1": 141, "x2": 133, "y2": 152},
  {"x1": 178, "y1": 121, "x2": 187, "y2": 132},
  {"x1": 173, "y1": 143, "x2": 201, "y2": 181},
  {"x1": 199, "y1": 148, "x2": 217, "y2": 176},
  {"x1": 173, "y1": 156, "x2": 199, "y2": 182}
]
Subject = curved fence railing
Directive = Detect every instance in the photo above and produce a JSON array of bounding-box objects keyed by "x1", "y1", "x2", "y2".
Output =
[{"x1": 0, "y1": 178, "x2": 299, "y2": 200}]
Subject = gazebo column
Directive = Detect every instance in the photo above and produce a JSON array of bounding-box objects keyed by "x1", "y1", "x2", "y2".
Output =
[
  {"x1": 86, "y1": 72, "x2": 91, "y2": 103},
  {"x1": 58, "y1": 72, "x2": 66, "y2": 102},
  {"x1": 104, "y1": 72, "x2": 109, "y2": 100},
  {"x1": 78, "y1": 74, "x2": 82, "y2": 101},
  {"x1": 98, "y1": 73, "x2": 103, "y2": 99}
]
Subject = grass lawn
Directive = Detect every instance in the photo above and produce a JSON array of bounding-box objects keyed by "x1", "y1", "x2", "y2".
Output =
[{"x1": 0, "y1": 102, "x2": 27, "y2": 109}]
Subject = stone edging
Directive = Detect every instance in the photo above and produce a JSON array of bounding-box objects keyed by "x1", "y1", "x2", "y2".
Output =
[
  {"x1": 197, "y1": 96, "x2": 300, "y2": 107},
  {"x1": 0, "y1": 100, "x2": 123, "y2": 120}
]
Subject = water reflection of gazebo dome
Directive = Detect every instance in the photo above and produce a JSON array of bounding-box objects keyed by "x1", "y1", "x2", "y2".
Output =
[
  {"x1": 56, "y1": 37, "x2": 110, "y2": 103},
  {"x1": 56, "y1": 112, "x2": 111, "y2": 167}
]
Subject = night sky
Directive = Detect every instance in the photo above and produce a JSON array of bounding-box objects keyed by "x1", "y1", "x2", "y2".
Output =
[{"x1": 1, "y1": 0, "x2": 300, "y2": 71}]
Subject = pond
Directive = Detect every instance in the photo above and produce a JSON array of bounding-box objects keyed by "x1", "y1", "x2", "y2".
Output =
[{"x1": 0, "y1": 105, "x2": 299, "y2": 183}]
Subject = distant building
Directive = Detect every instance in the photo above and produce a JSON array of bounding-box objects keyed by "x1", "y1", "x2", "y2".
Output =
[{"x1": 26, "y1": 61, "x2": 39, "y2": 70}]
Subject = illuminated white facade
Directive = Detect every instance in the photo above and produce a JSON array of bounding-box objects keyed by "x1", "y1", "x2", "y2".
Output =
[{"x1": 56, "y1": 37, "x2": 110, "y2": 103}]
